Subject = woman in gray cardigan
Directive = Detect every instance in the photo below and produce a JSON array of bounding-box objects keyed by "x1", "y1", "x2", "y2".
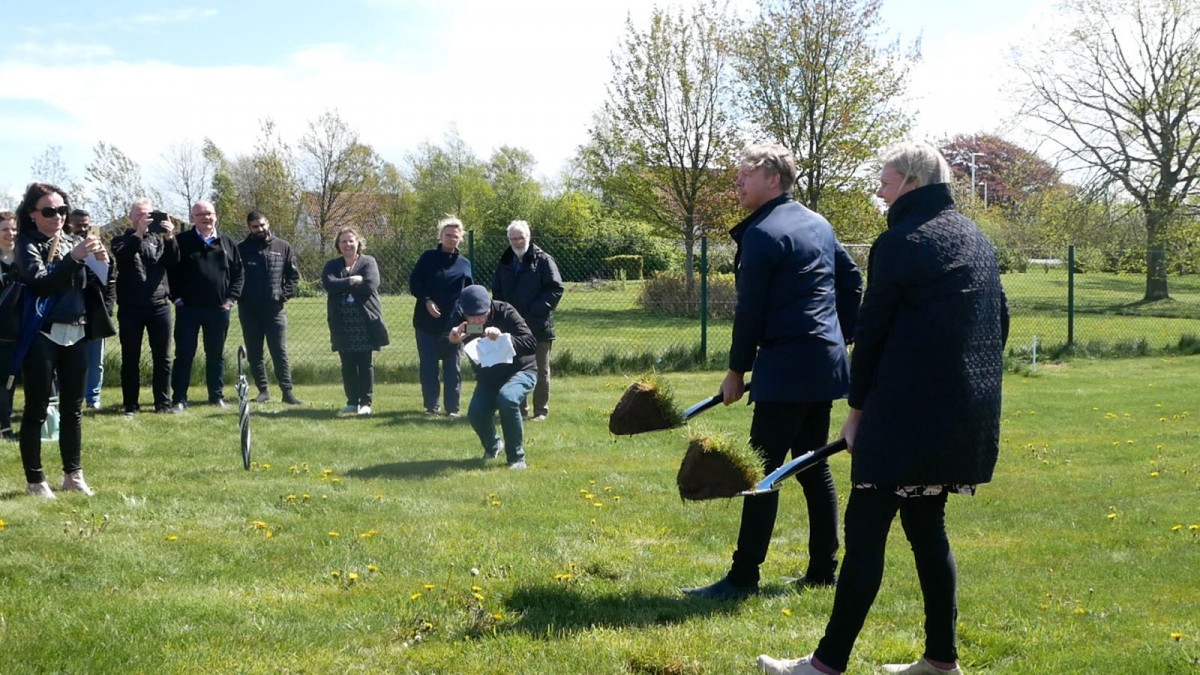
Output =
[
  {"x1": 322, "y1": 227, "x2": 388, "y2": 416},
  {"x1": 758, "y1": 143, "x2": 1009, "y2": 675}
]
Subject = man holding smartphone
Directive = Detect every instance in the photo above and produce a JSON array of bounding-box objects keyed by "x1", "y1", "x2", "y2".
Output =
[
  {"x1": 68, "y1": 209, "x2": 116, "y2": 411},
  {"x1": 112, "y1": 200, "x2": 179, "y2": 415},
  {"x1": 445, "y1": 285, "x2": 538, "y2": 470}
]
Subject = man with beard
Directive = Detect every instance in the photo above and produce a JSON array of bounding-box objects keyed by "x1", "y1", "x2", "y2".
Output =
[{"x1": 236, "y1": 211, "x2": 302, "y2": 404}]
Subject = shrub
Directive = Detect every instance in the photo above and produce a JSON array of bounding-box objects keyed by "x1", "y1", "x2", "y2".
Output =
[
  {"x1": 603, "y1": 255, "x2": 644, "y2": 280},
  {"x1": 637, "y1": 272, "x2": 736, "y2": 319}
]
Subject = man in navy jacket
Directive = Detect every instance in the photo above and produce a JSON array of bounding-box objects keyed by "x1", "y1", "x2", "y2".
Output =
[{"x1": 683, "y1": 143, "x2": 862, "y2": 600}]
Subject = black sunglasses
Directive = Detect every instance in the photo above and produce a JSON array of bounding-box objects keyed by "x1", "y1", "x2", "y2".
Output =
[{"x1": 39, "y1": 205, "x2": 69, "y2": 218}]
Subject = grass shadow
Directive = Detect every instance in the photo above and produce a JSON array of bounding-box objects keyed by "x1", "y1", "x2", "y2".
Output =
[
  {"x1": 501, "y1": 584, "x2": 741, "y2": 638},
  {"x1": 345, "y1": 457, "x2": 486, "y2": 481}
]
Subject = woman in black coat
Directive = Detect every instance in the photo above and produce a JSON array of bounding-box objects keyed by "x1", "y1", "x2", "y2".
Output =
[
  {"x1": 322, "y1": 227, "x2": 388, "y2": 416},
  {"x1": 758, "y1": 143, "x2": 1009, "y2": 675},
  {"x1": 13, "y1": 183, "x2": 115, "y2": 498}
]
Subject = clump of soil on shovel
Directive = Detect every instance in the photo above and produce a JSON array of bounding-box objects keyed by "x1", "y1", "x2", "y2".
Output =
[
  {"x1": 677, "y1": 433, "x2": 763, "y2": 501},
  {"x1": 608, "y1": 377, "x2": 685, "y2": 435}
]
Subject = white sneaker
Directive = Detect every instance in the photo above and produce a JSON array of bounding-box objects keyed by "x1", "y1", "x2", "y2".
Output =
[
  {"x1": 26, "y1": 481, "x2": 56, "y2": 499},
  {"x1": 61, "y1": 470, "x2": 95, "y2": 496},
  {"x1": 340, "y1": 405, "x2": 358, "y2": 414},
  {"x1": 757, "y1": 653, "x2": 826, "y2": 674},
  {"x1": 357, "y1": 405, "x2": 372, "y2": 416},
  {"x1": 882, "y1": 659, "x2": 962, "y2": 674}
]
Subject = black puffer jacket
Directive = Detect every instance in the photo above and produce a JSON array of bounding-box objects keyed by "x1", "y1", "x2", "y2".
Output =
[
  {"x1": 112, "y1": 229, "x2": 178, "y2": 308},
  {"x1": 15, "y1": 230, "x2": 115, "y2": 339},
  {"x1": 238, "y1": 234, "x2": 300, "y2": 307},
  {"x1": 491, "y1": 244, "x2": 564, "y2": 341},
  {"x1": 849, "y1": 183, "x2": 1009, "y2": 486}
]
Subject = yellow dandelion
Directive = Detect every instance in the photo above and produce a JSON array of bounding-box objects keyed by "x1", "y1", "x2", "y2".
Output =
[
  {"x1": 1074, "y1": 608, "x2": 1085, "y2": 615},
  {"x1": 368, "y1": 565, "x2": 379, "y2": 572},
  {"x1": 1156, "y1": 445, "x2": 1164, "y2": 450},
  {"x1": 360, "y1": 532, "x2": 372, "y2": 539},
  {"x1": 252, "y1": 520, "x2": 268, "y2": 529},
  {"x1": 492, "y1": 613, "x2": 503, "y2": 620},
  {"x1": 262, "y1": 463, "x2": 272, "y2": 469},
  {"x1": 1126, "y1": 439, "x2": 1134, "y2": 445},
  {"x1": 491, "y1": 500, "x2": 501, "y2": 507},
  {"x1": 285, "y1": 494, "x2": 296, "y2": 501},
  {"x1": 0, "y1": 519, "x2": 6, "y2": 529},
  {"x1": 473, "y1": 592, "x2": 485, "y2": 601},
  {"x1": 613, "y1": 496, "x2": 622, "y2": 502},
  {"x1": 1107, "y1": 513, "x2": 1118, "y2": 520},
  {"x1": 1149, "y1": 471, "x2": 1160, "y2": 478},
  {"x1": 589, "y1": 480, "x2": 596, "y2": 485},
  {"x1": 1189, "y1": 525, "x2": 1199, "y2": 531},
  {"x1": 331, "y1": 571, "x2": 341, "y2": 578},
  {"x1": 328, "y1": 531, "x2": 340, "y2": 537},
  {"x1": 583, "y1": 493, "x2": 595, "y2": 500},
  {"x1": 410, "y1": 592, "x2": 421, "y2": 600},
  {"x1": 782, "y1": 608, "x2": 793, "y2": 617},
  {"x1": 166, "y1": 534, "x2": 179, "y2": 542},
  {"x1": 424, "y1": 584, "x2": 435, "y2": 590},
  {"x1": 604, "y1": 486, "x2": 612, "y2": 491},
  {"x1": 331, "y1": 477, "x2": 341, "y2": 484},
  {"x1": 289, "y1": 464, "x2": 298, "y2": 472},
  {"x1": 375, "y1": 494, "x2": 384, "y2": 501},
  {"x1": 302, "y1": 494, "x2": 311, "y2": 500},
  {"x1": 322, "y1": 495, "x2": 328, "y2": 500},
  {"x1": 348, "y1": 572, "x2": 359, "y2": 581},
  {"x1": 1171, "y1": 525, "x2": 1183, "y2": 532},
  {"x1": 590, "y1": 519, "x2": 597, "y2": 525},
  {"x1": 490, "y1": 492, "x2": 499, "y2": 499},
  {"x1": 471, "y1": 586, "x2": 483, "y2": 593},
  {"x1": 1171, "y1": 632, "x2": 1183, "y2": 641},
  {"x1": 1092, "y1": 407, "x2": 1099, "y2": 411},
  {"x1": 265, "y1": 530, "x2": 274, "y2": 538}
]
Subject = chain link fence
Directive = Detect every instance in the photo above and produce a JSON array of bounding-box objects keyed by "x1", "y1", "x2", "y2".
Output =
[{"x1": 101, "y1": 234, "x2": 1200, "y2": 386}]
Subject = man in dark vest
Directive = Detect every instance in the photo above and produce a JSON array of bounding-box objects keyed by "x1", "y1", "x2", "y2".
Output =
[{"x1": 237, "y1": 211, "x2": 302, "y2": 404}]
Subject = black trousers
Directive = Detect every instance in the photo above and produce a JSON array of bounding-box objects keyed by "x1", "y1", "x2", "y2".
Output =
[
  {"x1": 172, "y1": 305, "x2": 230, "y2": 404},
  {"x1": 815, "y1": 488, "x2": 958, "y2": 672},
  {"x1": 339, "y1": 351, "x2": 373, "y2": 406},
  {"x1": 20, "y1": 334, "x2": 87, "y2": 483},
  {"x1": 118, "y1": 303, "x2": 172, "y2": 411},
  {"x1": 728, "y1": 400, "x2": 839, "y2": 586},
  {"x1": 238, "y1": 302, "x2": 293, "y2": 392}
]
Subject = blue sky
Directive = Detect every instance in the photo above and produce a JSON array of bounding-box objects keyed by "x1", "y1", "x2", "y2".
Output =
[{"x1": 0, "y1": 0, "x2": 1055, "y2": 207}]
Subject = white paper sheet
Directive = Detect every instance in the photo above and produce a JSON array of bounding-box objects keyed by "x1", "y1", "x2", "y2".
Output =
[
  {"x1": 463, "y1": 333, "x2": 516, "y2": 367},
  {"x1": 85, "y1": 254, "x2": 109, "y2": 285}
]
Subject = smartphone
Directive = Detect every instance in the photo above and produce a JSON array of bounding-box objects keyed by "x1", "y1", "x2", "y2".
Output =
[
  {"x1": 148, "y1": 210, "x2": 169, "y2": 234},
  {"x1": 466, "y1": 323, "x2": 484, "y2": 335}
]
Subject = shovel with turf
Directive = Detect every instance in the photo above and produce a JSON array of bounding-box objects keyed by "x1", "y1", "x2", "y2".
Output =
[{"x1": 608, "y1": 376, "x2": 750, "y2": 435}]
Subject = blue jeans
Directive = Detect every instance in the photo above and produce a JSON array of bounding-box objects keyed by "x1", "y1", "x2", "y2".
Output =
[
  {"x1": 468, "y1": 370, "x2": 536, "y2": 463},
  {"x1": 415, "y1": 329, "x2": 461, "y2": 413},
  {"x1": 85, "y1": 338, "x2": 104, "y2": 406}
]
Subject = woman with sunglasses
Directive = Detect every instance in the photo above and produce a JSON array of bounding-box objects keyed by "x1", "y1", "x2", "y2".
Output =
[{"x1": 14, "y1": 182, "x2": 115, "y2": 498}]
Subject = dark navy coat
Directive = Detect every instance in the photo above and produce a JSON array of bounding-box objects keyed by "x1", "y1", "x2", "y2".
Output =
[
  {"x1": 409, "y1": 244, "x2": 473, "y2": 334},
  {"x1": 849, "y1": 183, "x2": 1009, "y2": 486},
  {"x1": 729, "y1": 194, "x2": 862, "y2": 403}
]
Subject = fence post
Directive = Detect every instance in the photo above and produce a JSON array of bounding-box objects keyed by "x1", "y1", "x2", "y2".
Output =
[
  {"x1": 1067, "y1": 244, "x2": 1075, "y2": 347},
  {"x1": 468, "y1": 230, "x2": 476, "y2": 275},
  {"x1": 700, "y1": 235, "x2": 708, "y2": 362}
]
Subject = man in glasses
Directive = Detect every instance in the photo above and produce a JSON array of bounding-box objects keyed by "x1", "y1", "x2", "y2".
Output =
[
  {"x1": 236, "y1": 211, "x2": 302, "y2": 405},
  {"x1": 165, "y1": 201, "x2": 244, "y2": 411},
  {"x1": 111, "y1": 199, "x2": 179, "y2": 416}
]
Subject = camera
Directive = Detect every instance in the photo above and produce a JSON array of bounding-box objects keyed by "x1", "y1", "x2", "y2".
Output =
[
  {"x1": 466, "y1": 323, "x2": 484, "y2": 335},
  {"x1": 148, "y1": 210, "x2": 169, "y2": 234}
]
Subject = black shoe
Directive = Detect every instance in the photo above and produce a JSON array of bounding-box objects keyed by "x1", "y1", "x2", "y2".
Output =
[
  {"x1": 0, "y1": 427, "x2": 15, "y2": 441},
  {"x1": 253, "y1": 390, "x2": 271, "y2": 403},
  {"x1": 211, "y1": 398, "x2": 228, "y2": 409},
  {"x1": 787, "y1": 574, "x2": 837, "y2": 590},
  {"x1": 281, "y1": 391, "x2": 303, "y2": 405},
  {"x1": 681, "y1": 576, "x2": 758, "y2": 600},
  {"x1": 123, "y1": 406, "x2": 136, "y2": 419}
]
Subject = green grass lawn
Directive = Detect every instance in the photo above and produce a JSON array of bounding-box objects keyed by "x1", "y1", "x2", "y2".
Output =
[{"x1": 2, "y1": 358, "x2": 1198, "y2": 673}]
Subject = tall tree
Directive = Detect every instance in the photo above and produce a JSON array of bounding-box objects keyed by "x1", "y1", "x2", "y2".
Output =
[
  {"x1": 485, "y1": 146, "x2": 542, "y2": 232},
  {"x1": 1019, "y1": 0, "x2": 1200, "y2": 300},
  {"x1": 407, "y1": 127, "x2": 493, "y2": 234},
  {"x1": 298, "y1": 110, "x2": 376, "y2": 253},
  {"x1": 602, "y1": 1, "x2": 742, "y2": 290},
  {"x1": 158, "y1": 140, "x2": 213, "y2": 216},
  {"x1": 939, "y1": 134, "x2": 1060, "y2": 208},
  {"x1": 85, "y1": 141, "x2": 145, "y2": 226},
  {"x1": 30, "y1": 145, "x2": 88, "y2": 210},
  {"x1": 203, "y1": 138, "x2": 239, "y2": 233},
  {"x1": 231, "y1": 119, "x2": 302, "y2": 240},
  {"x1": 734, "y1": 0, "x2": 917, "y2": 213}
]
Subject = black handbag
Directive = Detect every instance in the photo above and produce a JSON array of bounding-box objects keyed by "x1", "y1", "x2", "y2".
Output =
[{"x1": 0, "y1": 281, "x2": 24, "y2": 342}]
